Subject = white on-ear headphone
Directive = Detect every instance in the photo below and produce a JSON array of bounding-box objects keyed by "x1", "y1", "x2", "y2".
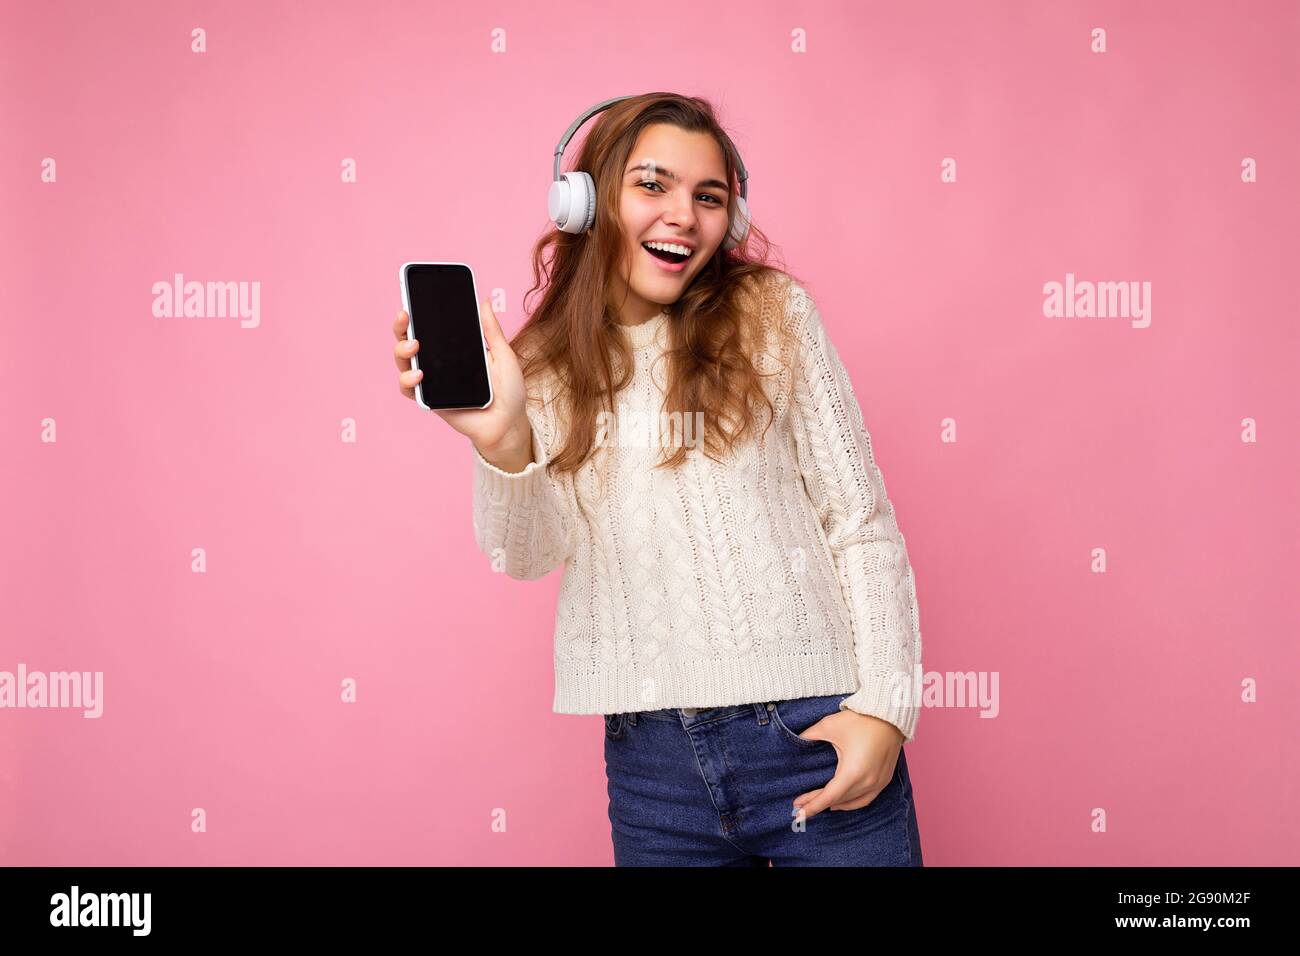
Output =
[{"x1": 546, "y1": 94, "x2": 752, "y2": 251}]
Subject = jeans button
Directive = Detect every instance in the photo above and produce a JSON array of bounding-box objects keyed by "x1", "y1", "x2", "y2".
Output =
[{"x1": 681, "y1": 707, "x2": 697, "y2": 717}]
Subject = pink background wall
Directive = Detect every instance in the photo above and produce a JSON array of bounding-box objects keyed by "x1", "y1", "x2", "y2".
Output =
[{"x1": 2, "y1": 0, "x2": 1296, "y2": 865}]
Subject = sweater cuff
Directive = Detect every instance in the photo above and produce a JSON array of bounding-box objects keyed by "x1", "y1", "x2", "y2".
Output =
[
  {"x1": 839, "y1": 677, "x2": 920, "y2": 744},
  {"x1": 471, "y1": 422, "x2": 550, "y2": 504}
]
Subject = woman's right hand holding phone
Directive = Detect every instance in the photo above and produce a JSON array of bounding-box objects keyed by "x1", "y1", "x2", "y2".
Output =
[{"x1": 392, "y1": 299, "x2": 535, "y2": 473}]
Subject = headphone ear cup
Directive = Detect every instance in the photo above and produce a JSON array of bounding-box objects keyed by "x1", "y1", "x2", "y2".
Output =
[
  {"x1": 721, "y1": 193, "x2": 751, "y2": 251},
  {"x1": 547, "y1": 171, "x2": 596, "y2": 235}
]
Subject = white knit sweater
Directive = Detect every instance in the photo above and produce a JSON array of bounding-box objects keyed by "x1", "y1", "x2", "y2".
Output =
[{"x1": 470, "y1": 272, "x2": 923, "y2": 742}]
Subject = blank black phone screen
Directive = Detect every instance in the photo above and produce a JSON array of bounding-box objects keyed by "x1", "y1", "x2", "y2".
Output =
[{"x1": 404, "y1": 263, "x2": 492, "y2": 410}]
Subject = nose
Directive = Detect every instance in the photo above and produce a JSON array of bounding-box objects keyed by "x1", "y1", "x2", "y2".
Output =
[{"x1": 664, "y1": 191, "x2": 697, "y2": 232}]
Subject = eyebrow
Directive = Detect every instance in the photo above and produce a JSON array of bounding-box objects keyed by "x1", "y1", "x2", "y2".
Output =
[{"x1": 626, "y1": 162, "x2": 729, "y2": 194}]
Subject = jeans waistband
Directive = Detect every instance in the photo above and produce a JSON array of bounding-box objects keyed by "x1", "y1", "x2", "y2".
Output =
[{"x1": 625, "y1": 701, "x2": 777, "y2": 729}]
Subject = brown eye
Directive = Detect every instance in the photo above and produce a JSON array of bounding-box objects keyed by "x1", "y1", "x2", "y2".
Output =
[{"x1": 637, "y1": 181, "x2": 724, "y2": 205}]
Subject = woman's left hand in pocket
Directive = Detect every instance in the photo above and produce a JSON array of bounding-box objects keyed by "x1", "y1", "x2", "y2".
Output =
[{"x1": 791, "y1": 712, "x2": 903, "y2": 819}]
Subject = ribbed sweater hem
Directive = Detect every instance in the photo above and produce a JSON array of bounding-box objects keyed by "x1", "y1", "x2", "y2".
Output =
[
  {"x1": 552, "y1": 650, "x2": 857, "y2": 713},
  {"x1": 553, "y1": 651, "x2": 919, "y2": 742}
]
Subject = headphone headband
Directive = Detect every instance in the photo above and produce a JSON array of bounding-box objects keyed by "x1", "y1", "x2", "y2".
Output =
[{"x1": 551, "y1": 94, "x2": 749, "y2": 201}]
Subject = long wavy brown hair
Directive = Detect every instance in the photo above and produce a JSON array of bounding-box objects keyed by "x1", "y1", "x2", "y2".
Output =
[{"x1": 511, "y1": 92, "x2": 804, "y2": 475}]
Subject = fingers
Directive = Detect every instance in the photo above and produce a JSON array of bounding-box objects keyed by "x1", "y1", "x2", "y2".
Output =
[
  {"x1": 792, "y1": 768, "x2": 855, "y2": 820},
  {"x1": 397, "y1": 366, "x2": 422, "y2": 400},
  {"x1": 394, "y1": 309, "x2": 421, "y2": 398},
  {"x1": 399, "y1": 364, "x2": 422, "y2": 399},
  {"x1": 394, "y1": 308, "x2": 422, "y2": 399},
  {"x1": 478, "y1": 298, "x2": 506, "y2": 353},
  {"x1": 826, "y1": 792, "x2": 880, "y2": 812},
  {"x1": 394, "y1": 334, "x2": 418, "y2": 371}
]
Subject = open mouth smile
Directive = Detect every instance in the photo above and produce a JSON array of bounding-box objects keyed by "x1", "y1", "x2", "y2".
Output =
[{"x1": 641, "y1": 240, "x2": 692, "y2": 273}]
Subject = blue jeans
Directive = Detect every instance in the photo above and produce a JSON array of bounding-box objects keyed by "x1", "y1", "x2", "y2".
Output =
[{"x1": 602, "y1": 692, "x2": 923, "y2": 866}]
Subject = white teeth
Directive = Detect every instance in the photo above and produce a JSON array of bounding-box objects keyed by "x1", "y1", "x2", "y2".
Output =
[{"x1": 644, "y1": 241, "x2": 693, "y2": 257}]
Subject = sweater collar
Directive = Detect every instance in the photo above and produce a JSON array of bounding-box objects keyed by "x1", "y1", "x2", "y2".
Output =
[{"x1": 616, "y1": 309, "x2": 669, "y2": 350}]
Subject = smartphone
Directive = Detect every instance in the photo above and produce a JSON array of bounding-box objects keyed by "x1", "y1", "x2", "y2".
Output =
[{"x1": 399, "y1": 262, "x2": 493, "y2": 411}]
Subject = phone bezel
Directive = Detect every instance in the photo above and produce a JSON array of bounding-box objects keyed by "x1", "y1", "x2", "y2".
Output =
[{"x1": 399, "y1": 261, "x2": 494, "y2": 411}]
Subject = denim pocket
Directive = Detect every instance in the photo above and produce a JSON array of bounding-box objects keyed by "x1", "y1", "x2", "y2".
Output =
[
  {"x1": 770, "y1": 694, "x2": 842, "y2": 749},
  {"x1": 603, "y1": 712, "x2": 628, "y2": 740}
]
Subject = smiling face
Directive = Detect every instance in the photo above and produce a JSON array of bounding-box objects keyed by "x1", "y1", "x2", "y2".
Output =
[{"x1": 607, "y1": 123, "x2": 733, "y2": 324}]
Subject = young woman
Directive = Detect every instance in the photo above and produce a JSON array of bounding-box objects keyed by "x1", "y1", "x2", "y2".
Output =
[{"x1": 391, "y1": 93, "x2": 924, "y2": 866}]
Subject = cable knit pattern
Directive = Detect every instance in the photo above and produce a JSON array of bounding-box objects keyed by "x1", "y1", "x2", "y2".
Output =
[{"x1": 470, "y1": 272, "x2": 923, "y2": 742}]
